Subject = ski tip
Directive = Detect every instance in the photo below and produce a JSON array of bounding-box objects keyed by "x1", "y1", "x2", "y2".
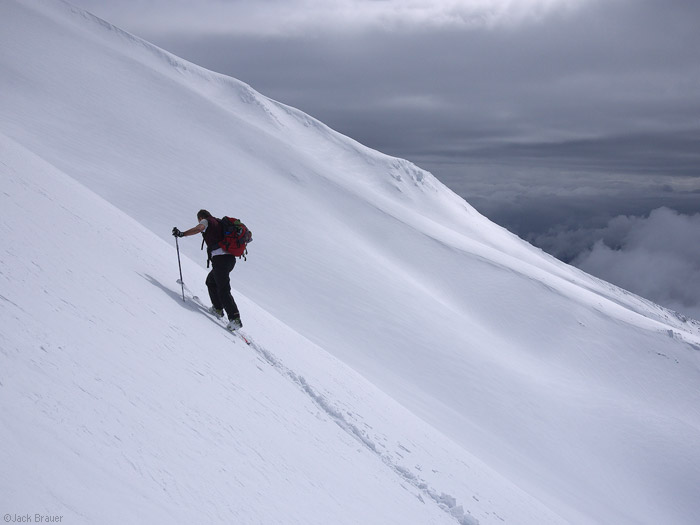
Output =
[{"x1": 227, "y1": 328, "x2": 251, "y2": 345}]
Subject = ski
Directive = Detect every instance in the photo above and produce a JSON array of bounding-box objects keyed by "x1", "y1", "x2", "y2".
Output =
[{"x1": 177, "y1": 279, "x2": 252, "y2": 345}]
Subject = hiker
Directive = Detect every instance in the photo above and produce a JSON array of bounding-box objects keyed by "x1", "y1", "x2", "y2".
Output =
[{"x1": 172, "y1": 209, "x2": 243, "y2": 331}]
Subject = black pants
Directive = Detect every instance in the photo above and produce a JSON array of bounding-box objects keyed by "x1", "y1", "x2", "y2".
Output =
[{"x1": 206, "y1": 255, "x2": 240, "y2": 320}]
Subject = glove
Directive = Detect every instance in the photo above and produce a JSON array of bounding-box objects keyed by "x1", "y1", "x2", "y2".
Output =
[{"x1": 172, "y1": 227, "x2": 184, "y2": 237}]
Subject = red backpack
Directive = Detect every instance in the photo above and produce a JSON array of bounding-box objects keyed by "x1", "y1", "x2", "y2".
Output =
[{"x1": 218, "y1": 216, "x2": 253, "y2": 258}]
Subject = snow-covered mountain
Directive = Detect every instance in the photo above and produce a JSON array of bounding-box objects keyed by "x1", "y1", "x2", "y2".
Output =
[{"x1": 1, "y1": 1, "x2": 699, "y2": 523}]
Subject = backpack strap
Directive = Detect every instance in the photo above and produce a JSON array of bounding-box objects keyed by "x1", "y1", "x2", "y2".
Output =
[
  {"x1": 200, "y1": 217, "x2": 223, "y2": 267},
  {"x1": 201, "y1": 237, "x2": 212, "y2": 268}
]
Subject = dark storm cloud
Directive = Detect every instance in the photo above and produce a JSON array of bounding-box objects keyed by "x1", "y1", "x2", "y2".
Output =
[
  {"x1": 435, "y1": 163, "x2": 700, "y2": 246},
  {"x1": 456, "y1": 130, "x2": 700, "y2": 176}
]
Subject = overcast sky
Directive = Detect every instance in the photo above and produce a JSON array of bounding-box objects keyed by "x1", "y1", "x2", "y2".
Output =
[{"x1": 72, "y1": 0, "x2": 700, "y2": 316}]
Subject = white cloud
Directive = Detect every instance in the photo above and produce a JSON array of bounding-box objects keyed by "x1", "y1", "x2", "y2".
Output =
[
  {"x1": 574, "y1": 207, "x2": 700, "y2": 321},
  {"x1": 76, "y1": 0, "x2": 588, "y2": 37}
]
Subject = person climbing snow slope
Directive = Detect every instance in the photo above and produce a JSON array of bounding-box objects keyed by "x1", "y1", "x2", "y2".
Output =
[{"x1": 173, "y1": 209, "x2": 243, "y2": 331}]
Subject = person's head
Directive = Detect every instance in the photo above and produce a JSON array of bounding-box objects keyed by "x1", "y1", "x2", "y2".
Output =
[{"x1": 197, "y1": 209, "x2": 212, "y2": 221}]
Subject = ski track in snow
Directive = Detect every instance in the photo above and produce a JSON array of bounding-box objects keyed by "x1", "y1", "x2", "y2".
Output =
[
  {"x1": 180, "y1": 283, "x2": 480, "y2": 525},
  {"x1": 236, "y1": 332, "x2": 480, "y2": 525}
]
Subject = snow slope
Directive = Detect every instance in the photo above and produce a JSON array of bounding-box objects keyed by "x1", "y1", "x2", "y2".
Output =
[{"x1": 1, "y1": 1, "x2": 700, "y2": 523}]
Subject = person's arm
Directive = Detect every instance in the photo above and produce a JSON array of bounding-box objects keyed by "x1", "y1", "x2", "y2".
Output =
[
  {"x1": 180, "y1": 223, "x2": 205, "y2": 237},
  {"x1": 172, "y1": 220, "x2": 206, "y2": 238}
]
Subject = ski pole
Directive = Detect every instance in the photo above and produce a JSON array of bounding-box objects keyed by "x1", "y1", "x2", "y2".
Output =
[{"x1": 175, "y1": 235, "x2": 185, "y2": 302}]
